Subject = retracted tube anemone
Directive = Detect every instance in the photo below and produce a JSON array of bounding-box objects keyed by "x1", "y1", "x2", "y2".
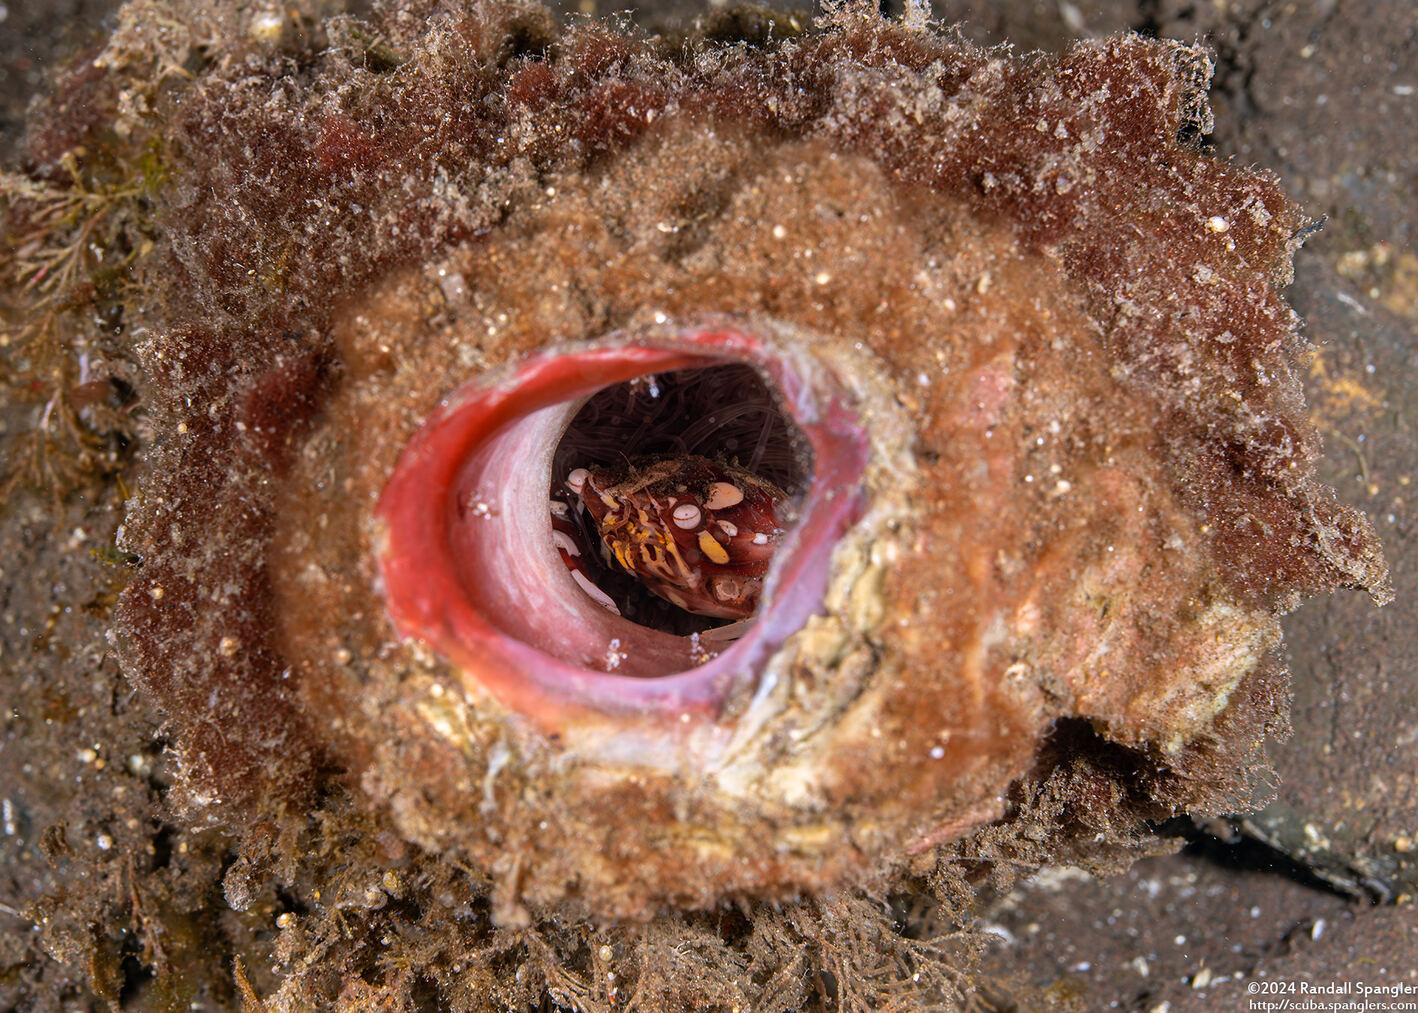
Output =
[
  {"x1": 108, "y1": 1, "x2": 1389, "y2": 922},
  {"x1": 375, "y1": 327, "x2": 869, "y2": 720}
]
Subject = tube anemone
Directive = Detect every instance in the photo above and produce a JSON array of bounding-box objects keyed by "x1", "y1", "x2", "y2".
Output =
[
  {"x1": 375, "y1": 326, "x2": 870, "y2": 727},
  {"x1": 104, "y1": 1, "x2": 1389, "y2": 927}
]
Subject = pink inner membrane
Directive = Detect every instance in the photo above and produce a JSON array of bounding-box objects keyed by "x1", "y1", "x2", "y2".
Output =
[{"x1": 376, "y1": 327, "x2": 869, "y2": 723}]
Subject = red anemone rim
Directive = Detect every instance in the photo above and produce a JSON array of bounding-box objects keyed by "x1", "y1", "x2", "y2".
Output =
[{"x1": 375, "y1": 325, "x2": 869, "y2": 729}]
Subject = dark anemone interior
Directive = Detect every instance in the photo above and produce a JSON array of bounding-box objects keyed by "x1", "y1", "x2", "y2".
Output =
[{"x1": 550, "y1": 364, "x2": 813, "y2": 636}]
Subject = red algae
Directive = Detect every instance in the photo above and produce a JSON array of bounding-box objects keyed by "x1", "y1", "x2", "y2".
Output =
[{"x1": 0, "y1": 0, "x2": 1377, "y2": 998}]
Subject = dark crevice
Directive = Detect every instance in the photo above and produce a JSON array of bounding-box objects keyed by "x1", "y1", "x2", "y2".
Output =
[
  {"x1": 1132, "y1": 0, "x2": 1166, "y2": 39},
  {"x1": 149, "y1": 823, "x2": 174, "y2": 870},
  {"x1": 117, "y1": 938, "x2": 155, "y2": 1006},
  {"x1": 409, "y1": 973, "x2": 445, "y2": 1013},
  {"x1": 663, "y1": 168, "x2": 747, "y2": 264},
  {"x1": 1153, "y1": 816, "x2": 1368, "y2": 902},
  {"x1": 686, "y1": 4, "x2": 812, "y2": 49}
]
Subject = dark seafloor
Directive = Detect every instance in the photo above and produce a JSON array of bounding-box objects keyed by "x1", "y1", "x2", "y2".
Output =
[{"x1": 1, "y1": 0, "x2": 1414, "y2": 1011}]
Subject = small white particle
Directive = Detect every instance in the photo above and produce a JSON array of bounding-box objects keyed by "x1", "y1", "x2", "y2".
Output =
[
  {"x1": 772, "y1": 224, "x2": 787, "y2": 239},
  {"x1": 980, "y1": 923, "x2": 1017, "y2": 945},
  {"x1": 248, "y1": 11, "x2": 284, "y2": 42},
  {"x1": 929, "y1": 746, "x2": 945, "y2": 759},
  {"x1": 96, "y1": 833, "x2": 114, "y2": 851},
  {"x1": 1205, "y1": 216, "x2": 1230, "y2": 233},
  {"x1": 1335, "y1": 290, "x2": 1369, "y2": 315},
  {"x1": 438, "y1": 269, "x2": 467, "y2": 302}
]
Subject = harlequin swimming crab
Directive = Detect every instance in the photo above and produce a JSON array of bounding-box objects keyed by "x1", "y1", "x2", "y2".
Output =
[{"x1": 553, "y1": 455, "x2": 787, "y2": 622}]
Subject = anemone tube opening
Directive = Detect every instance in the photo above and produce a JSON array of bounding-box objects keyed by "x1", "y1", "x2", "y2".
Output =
[{"x1": 375, "y1": 324, "x2": 871, "y2": 727}]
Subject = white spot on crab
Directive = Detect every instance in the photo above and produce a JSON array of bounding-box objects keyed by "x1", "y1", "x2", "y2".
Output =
[
  {"x1": 703, "y1": 481, "x2": 744, "y2": 510},
  {"x1": 671, "y1": 502, "x2": 702, "y2": 529},
  {"x1": 712, "y1": 576, "x2": 742, "y2": 602}
]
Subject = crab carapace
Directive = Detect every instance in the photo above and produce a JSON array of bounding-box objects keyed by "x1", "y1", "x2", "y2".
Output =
[{"x1": 556, "y1": 455, "x2": 787, "y2": 621}]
